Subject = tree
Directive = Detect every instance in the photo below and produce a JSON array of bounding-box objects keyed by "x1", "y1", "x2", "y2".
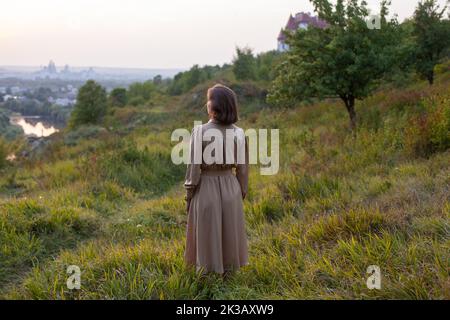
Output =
[
  {"x1": 128, "y1": 81, "x2": 155, "y2": 102},
  {"x1": 168, "y1": 64, "x2": 223, "y2": 95},
  {"x1": 232, "y1": 47, "x2": 257, "y2": 81},
  {"x1": 268, "y1": 0, "x2": 398, "y2": 131},
  {"x1": 256, "y1": 50, "x2": 282, "y2": 81},
  {"x1": 109, "y1": 88, "x2": 128, "y2": 107},
  {"x1": 413, "y1": 0, "x2": 450, "y2": 85},
  {"x1": 153, "y1": 75, "x2": 163, "y2": 85},
  {"x1": 69, "y1": 80, "x2": 107, "y2": 128},
  {"x1": 184, "y1": 65, "x2": 203, "y2": 90}
]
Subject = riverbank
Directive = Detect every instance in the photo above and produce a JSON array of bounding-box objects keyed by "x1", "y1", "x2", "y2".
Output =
[{"x1": 0, "y1": 108, "x2": 22, "y2": 140}]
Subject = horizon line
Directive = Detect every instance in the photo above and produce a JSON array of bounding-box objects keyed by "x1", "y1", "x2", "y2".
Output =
[{"x1": 0, "y1": 64, "x2": 189, "y2": 71}]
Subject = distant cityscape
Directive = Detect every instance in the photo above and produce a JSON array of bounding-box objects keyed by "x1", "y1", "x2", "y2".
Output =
[
  {"x1": 0, "y1": 83, "x2": 78, "y2": 107},
  {"x1": 0, "y1": 61, "x2": 183, "y2": 82},
  {"x1": 0, "y1": 61, "x2": 184, "y2": 109}
]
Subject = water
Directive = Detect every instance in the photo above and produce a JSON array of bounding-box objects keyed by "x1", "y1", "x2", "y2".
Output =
[{"x1": 10, "y1": 115, "x2": 60, "y2": 137}]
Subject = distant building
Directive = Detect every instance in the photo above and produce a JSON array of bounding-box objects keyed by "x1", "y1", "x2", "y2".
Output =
[
  {"x1": 10, "y1": 86, "x2": 22, "y2": 94},
  {"x1": 34, "y1": 61, "x2": 96, "y2": 80},
  {"x1": 62, "y1": 64, "x2": 71, "y2": 74},
  {"x1": 277, "y1": 12, "x2": 328, "y2": 52},
  {"x1": 54, "y1": 98, "x2": 73, "y2": 107},
  {"x1": 3, "y1": 94, "x2": 16, "y2": 101}
]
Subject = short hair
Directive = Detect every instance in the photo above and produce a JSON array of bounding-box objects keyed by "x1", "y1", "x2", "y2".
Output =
[{"x1": 207, "y1": 84, "x2": 238, "y2": 125}]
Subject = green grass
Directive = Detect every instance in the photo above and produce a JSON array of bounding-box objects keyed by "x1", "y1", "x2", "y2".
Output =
[{"x1": 0, "y1": 71, "x2": 449, "y2": 299}]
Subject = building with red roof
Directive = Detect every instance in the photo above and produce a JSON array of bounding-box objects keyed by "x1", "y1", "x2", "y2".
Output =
[{"x1": 277, "y1": 12, "x2": 327, "y2": 52}]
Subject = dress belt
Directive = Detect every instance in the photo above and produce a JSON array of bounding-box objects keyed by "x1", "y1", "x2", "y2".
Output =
[{"x1": 201, "y1": 168, "x2": 233, "y2": 176}]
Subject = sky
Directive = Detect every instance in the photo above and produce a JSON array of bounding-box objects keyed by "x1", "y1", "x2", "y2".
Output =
[{"x1": 0, "y1": 0, "x2": 447, "y2": 69}]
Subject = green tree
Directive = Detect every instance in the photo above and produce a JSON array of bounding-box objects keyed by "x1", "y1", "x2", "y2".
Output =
[
  {"x1": 153, "y1": 75, "x2": 163, "y2": 85},
  {"x1": 268, "y1": 0, "x2": 398, "y2": 131},
  {"x1": 109, "y1": 88, "x2": 128, "y2": 107},
  {"x1": 413, "y1": 0, "x2": 450, "y2": 85},
  {"x1": 168, "y1": 64, "x2": 223, "y2": 95},
  {"x1": 233, "y1": 46, "x2": 257, "y2": 81},
  {"x1": 256, "y1": 50, "x2": 282, "y2": 81},
  {"x1": 184, "y1": 65, "x2": 203, "y2": 90},
  {"x1": 128, "y1": 81, "x2": 155, "y2": 102},
  {"x1": 69, "y1": 80, "x2": 107, "y2": 128}
]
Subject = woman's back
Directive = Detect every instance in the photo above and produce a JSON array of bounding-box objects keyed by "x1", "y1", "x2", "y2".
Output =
[{"x1": 184, "y1": 84, "x2": 249, "y2": 274}]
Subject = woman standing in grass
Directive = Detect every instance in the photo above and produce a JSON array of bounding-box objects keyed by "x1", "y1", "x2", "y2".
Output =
[{"x1": 184, "y1": 84, "x2": 249, "y2": 275}]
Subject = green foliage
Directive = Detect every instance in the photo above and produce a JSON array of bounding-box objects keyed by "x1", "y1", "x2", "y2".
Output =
[
  {"x1": 69, "y1": 80, "x2": 108, "y2": 128},
  {"x1": 268, "y1": 0, "x2": 399, "y2": 130},
  {"x1": 153, "y1": 74, "x2": 163, "y2": 85},
  {"x1": 64, "y1": 125, "x2": 107, "y2": 146},
  {"x1": 404, "y1": 93, "x2": 450, "y2": 157},
  {"x1": 255, "y1": 50, "x2": 283, "y2": 81},
  {"x1": 109, "y1": 87, "x2": 128, "y2": 107},
  {"x1": 2, "y1": 86, "x2": 72, "y2": 123},
  {"x1": 1, "y1": 45, "x2": 450, "y2": 300},
  {"x1": 0, "y1": 109, "x2": 22, "y2": 140},
  {"x1": 0, "y1": 137, "x2": 8, "y2": 169},
  {"x1": 128, "y1": 81, "x2": 155, "y2": 103},
  {"x1": 412, "y1": 0, "x2": 450, "y2": 84},
  {"x1": 232, "y1": 46, "x2": 257, "y2": 81},
  {"x1": 168, "y1": 64, "x2": 223, "y2": 95}
]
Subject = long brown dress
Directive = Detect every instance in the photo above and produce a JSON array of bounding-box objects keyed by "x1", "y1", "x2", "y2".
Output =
[{"x1": 184, "y1": 119, "x2": 249, "y2": 274}]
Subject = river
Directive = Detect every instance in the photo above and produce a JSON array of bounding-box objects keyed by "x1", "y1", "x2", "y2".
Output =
[{"x1": 9, "y1": 115, "x2": 61, "y2": 137}]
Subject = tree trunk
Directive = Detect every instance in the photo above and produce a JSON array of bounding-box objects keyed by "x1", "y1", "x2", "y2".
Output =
[
  {"x1": 342, "y1": 95, "x2": 357, "y2": 132},
  {"x1": 427, "y1": 71, "x2": 434, "y2": 85}
]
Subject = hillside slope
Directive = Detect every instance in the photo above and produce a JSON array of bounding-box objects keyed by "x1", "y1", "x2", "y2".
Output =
[{"x1": 0, "y1": 70, "x2": 449, "y2": 299}]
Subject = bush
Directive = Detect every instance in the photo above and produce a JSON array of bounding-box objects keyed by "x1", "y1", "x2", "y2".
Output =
[
  {"x1": 404, "y1": 94, "x2": 450, "y2": 157},
  {"x1": 0, "y1": 137, "x2": 8, "y2": 169},
  {"x1": 64, "y1": 125, "x2": 108, "y2": 146},
  {"x1": 109, "y1": 88, "x2": 128, "y2": 107},
  {"x1": 128, "y1": 81, "x2": 155, "y2": 103}
]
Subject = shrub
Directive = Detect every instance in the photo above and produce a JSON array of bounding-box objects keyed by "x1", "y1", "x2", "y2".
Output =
[
  {"x1": 404, "y1": 95, "x2": 450, "y2": 157},
  {"x1": 0, "y1": 137, "x2": 8, "y2": 169},
  {"x1": 109, "y1": 88, "x2": 128, "y2": 107},
  {"x1": 64, "y1": 125, "x2": 108, "y2": 146}
]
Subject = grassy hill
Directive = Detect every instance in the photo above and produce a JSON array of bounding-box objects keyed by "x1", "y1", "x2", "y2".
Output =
[{"x1": 0, "y1": 67, "x2": 449, "y2": 299}]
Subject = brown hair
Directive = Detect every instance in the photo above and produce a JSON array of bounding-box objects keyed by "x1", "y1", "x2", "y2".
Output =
[{"x1": 207, "y1": 84, "x2": 238, "y2": 125}]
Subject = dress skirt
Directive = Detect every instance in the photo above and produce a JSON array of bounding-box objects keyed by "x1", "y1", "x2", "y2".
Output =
[{"x1": 185, "y1": 170, "x2": 248, "y2": 274}]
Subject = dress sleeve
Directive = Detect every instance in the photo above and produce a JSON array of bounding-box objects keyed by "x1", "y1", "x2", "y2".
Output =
[
  {"x1": 236, "y1": 136, "x2": 249, "y2": 199},
  {"x1": 184, "y1": 127, "x2": 202, "y2": 202}
]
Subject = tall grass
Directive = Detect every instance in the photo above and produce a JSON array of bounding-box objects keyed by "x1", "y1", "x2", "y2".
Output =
[{"x1": 0, "y1": 72, "x2": 449, "y2": 299}]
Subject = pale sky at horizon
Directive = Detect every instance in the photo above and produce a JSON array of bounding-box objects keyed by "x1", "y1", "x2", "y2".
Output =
[{"x1": 1, "y1": 0, "x2": 448, "y2": 69}]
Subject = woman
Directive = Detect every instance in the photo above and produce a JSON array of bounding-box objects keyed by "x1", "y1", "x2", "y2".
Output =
[{"x1": 184, "y1": 84, "x2": 249, "y2": 274}]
